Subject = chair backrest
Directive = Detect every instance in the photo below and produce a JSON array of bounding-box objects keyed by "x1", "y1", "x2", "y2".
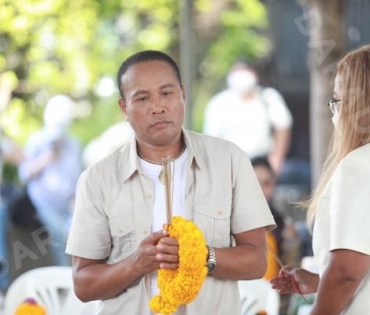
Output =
[
  {"x1": 4, "y1": 266, "x2": 98, "y2": 315},
  {"x1": 238, "y1": 279, "x2": 280, "y2": 315}
]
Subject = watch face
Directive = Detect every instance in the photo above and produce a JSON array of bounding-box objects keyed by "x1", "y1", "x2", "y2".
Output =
[{"x1": 207, "y1": 262, "x2": 216, "y2": 273}]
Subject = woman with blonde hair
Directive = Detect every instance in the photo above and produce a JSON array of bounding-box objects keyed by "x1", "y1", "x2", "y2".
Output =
[{"x1": 271, "y1": 44, "x2": 370, "y2": 314}]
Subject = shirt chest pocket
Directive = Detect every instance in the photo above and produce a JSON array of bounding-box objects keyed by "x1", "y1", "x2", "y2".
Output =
[
  {"x1": 109, "y1": 215, "x2": 136, "y2": 263},
  {"x1": 193, "y1": 203, "x2": 231, "y2": 248}
]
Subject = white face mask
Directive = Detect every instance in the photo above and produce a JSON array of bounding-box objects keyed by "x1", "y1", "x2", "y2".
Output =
[
  {"x1": 332, "y1": 112, "x2": 340, "y2": 129},
  {"x1": 227, "y1": 70, "x2": 257, "y2": 94}
]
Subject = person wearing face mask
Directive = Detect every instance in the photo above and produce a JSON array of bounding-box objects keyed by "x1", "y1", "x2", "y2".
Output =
[
  {"x1": 203, "y1": 61, "x2": 292, "y2": 174},
  {"x1": 18, "y1": 95, "x2": 82, "y2": 266},
  {"x1": 270, "y1": 44, "x2": 370, "y2": 314}
]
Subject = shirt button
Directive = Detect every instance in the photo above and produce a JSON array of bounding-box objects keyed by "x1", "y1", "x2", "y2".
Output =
[
  {"x1": 145, "y1": 193, "x2": 152, "y2": 199},
  {"x1": 118, "y1": 229, "x2": 124, "y2": 235},
  {"x1": 143, "y1": 229, "x2": 149, "y2": 235},
  {"x1": 217, "y1": 210, "x2": 223, "y2": 215}
]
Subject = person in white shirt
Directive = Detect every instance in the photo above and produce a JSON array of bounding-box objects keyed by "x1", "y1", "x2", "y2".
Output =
[
  {"x1": 270, "y1": 44, "x2": 370, "y2": 315},
  {"x1": 203, "y1": 61, "x2": 292, "y2": 174},
  {"x1": 66, "y1": 50, "x2": 276, "y2": 315},
  {"x1": 19, "y1": 95, "x2": 82, "y2": 266}
]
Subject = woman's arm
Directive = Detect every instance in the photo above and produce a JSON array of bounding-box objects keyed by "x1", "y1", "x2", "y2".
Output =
[{"x1": 310, "y1": 249, "x2": 370, "y2": 315}]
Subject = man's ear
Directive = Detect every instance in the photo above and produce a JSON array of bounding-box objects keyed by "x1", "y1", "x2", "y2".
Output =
[
  {"x1": 118, "y1": 98, "x2": 128, "y2": 119},
  {"x1": 181, "y1": 85, "x2": 186, "y2": 108}
]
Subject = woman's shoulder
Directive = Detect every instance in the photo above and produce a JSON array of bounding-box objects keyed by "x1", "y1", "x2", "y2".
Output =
[
  {"x1": 343, "y1": 143, "x2": 370, "y2": 162},
  {"x1": 336, "y1": 143, "x2": 370, "y2": 175}
]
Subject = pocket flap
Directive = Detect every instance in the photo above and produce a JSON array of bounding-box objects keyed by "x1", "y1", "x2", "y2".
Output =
[
  {"x1": 194, "y1": 202, "x2": 230, "y2": 220},
  {"x1": 109, "y1": 215, "x2": 134, "y2": 237}
]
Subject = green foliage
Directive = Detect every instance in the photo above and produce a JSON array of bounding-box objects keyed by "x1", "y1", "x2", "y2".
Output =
[
  {"x1": 70, "y1": 95, "x2": 123, "y2": 146},
  {"x1": 0, "y1": 0, "x2": 269, "y2": 145}
]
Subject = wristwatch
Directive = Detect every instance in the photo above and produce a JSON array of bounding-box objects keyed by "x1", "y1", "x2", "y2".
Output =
[{"x1": 206, "y1": 246, "x2": 217, "y2": 274}]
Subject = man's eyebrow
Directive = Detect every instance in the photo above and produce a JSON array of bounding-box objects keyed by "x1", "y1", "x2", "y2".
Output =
[
  {"x1": 131, "y1": 89, "x2": 148, "y2": 98},
  {"x1": 129, "y1": 84, "x2": 176, "y2": 100},
  {"x1": 160, "y1": 83, "x2": 175, "y2": 89}
]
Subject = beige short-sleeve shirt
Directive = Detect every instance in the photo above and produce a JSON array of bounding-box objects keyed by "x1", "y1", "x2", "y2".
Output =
[
  {"x1": 313, "y1": 143, "x2": 370, "y2": 314},
  {"x1": 66, "y1": 128, "x2": 275, "y2": 315}
]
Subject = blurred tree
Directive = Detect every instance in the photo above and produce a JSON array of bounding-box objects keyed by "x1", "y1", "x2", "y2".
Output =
[
  {"x1": 0, "y1": 0, "x2": 269, "y2": 145},
  {"x1": 298, "y1": 0, "x2": 346, "y2": 186}
]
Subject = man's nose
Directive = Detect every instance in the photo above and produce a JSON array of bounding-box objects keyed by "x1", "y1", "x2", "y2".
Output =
[{"x1": 151, "y1": 96, "x2": 165, "y2": 114}]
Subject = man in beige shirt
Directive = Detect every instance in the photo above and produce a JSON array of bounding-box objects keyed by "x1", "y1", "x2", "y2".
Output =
[{"x1": 66, "y1": 50, "x2": 276, "y2": 315}]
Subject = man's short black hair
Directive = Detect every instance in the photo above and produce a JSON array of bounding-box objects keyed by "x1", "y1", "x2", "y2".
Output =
[{"x1": 116, "y1": 50, "x2": 182, "y2": 100}]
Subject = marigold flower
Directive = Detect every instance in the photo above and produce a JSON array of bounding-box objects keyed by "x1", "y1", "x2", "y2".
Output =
[
  {"x1": 149, "y1": 216, "x2": 208, "y2": 315},
  {"x1": 15, "y1": 298, "x2": 46, "y2": 315}
]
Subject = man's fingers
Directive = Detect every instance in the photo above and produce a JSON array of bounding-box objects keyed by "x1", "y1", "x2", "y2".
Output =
[
  {"x1": 159, "y1": 262, "x2": 179, "y2": 270},
  {"x1": 159, "y1": 237, "x2": 178, "y2": 246},
  {"x1": 156, "y1": 252, "x2": 179, "y2": 263},
  {"x1": 143, "y1": 229, "x2": 168, "y2": 245},
  {"x1": 157, "y1": 243, "x2": 179, "y2": 255}
]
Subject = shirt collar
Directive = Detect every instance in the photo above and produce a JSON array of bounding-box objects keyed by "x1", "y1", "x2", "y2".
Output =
[
  {"x1": 120, "y1": 135, "x2": 139, "y2": 183},
  {"x1": 181, "y1": 127, "x2": 204, "y2": 171},
  {"x1": 121, "y1": 127, "x2": 204, "y2": 183}
]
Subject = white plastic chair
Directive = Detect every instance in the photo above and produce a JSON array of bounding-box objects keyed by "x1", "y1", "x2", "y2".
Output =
[
  {"x1": 238, "y1": 279, "x2": 280, "y2": 315},
  {"x1": 4, "y1": 266, "x2": 98, "y2": 315}
]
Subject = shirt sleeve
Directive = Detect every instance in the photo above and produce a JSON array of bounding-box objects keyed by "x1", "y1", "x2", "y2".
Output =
[
  {"x1": 329, "y1": 151, "x2": 370, "y2": 255},
  {"x1": 263, "y1": 88, "x2": 293, "y2": 130},
  {"x1": 66, "y1": 169, "x2": 111, "y2": 259}
]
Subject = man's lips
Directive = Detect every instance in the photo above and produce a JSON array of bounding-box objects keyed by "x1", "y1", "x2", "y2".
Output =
[{"x1": 151, "y1": 121, "x2": 170, "y2": 127}]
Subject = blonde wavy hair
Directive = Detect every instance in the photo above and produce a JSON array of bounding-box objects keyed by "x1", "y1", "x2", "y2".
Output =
[{"x1": 307, "y1": 44, "x2": 370, "y2": 224}]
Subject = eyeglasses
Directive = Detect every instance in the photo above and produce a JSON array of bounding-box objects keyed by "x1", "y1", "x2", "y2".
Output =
[{"x1": 327, "y1": 98, "x2": 341, "y2": 114}]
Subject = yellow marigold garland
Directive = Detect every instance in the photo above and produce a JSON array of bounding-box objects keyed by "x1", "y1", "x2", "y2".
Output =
[
  {"x1": 15, "y1": 298, "x2": 46, "y2": 315},
  {"x1": 149, "y1": 216, "x2": 208, "y2": 315}
]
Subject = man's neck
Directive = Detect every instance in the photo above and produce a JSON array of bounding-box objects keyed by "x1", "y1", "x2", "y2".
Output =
[{"x1": 136, "y1": 137, "x2": 185, "y2": 164}]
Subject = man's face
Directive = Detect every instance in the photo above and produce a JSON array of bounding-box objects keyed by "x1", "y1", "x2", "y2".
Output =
[{"x1": 118, "y1": 60, "x2": 186, "y2": 147}]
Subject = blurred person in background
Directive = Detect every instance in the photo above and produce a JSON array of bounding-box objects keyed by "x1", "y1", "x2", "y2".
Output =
[
  {"x1": 203, "y1": 61, "x2": 292, "y2": 175},
  {"x1": 251, "y1": 157, "x2": 285, "y2": 280},
  {"x1": 82, "y1": 121, "x2": 133, "y2": 169},
  {"x1": 0, "y1": 125, "x2": 23, "y2": 295},
  {"x1": 252, "y1": 156, "x2": 303, "y2": 315},
  {"x1": 271, "y1": 44, "x2": 370, "y2": 315},
  {"x1": 19, "y1": 95, "x2": 82, "y2": 266}
]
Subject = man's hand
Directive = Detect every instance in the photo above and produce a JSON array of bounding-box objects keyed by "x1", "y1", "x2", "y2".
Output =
[
  {"x1": 156, "y1": 236, "x2": 179, "y2": 270},
  {"x1": 132, "y1": 229, "x2": 179, "y2": 274}
]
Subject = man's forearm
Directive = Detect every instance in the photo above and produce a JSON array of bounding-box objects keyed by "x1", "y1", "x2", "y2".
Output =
[
  {"x1": 211, "y1": 245, "x2": 267, "y2": 280},
  {"x1": 210, "y1": 228, "x2": 268, "y2": 281},
  {"x1": 73, "y1": 255, "x2": 144, "y2": 302}
]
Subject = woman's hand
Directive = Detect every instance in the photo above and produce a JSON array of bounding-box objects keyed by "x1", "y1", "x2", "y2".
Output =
[{"x1": 270, "y1": 266, "x2": 319, "y2": 295}]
